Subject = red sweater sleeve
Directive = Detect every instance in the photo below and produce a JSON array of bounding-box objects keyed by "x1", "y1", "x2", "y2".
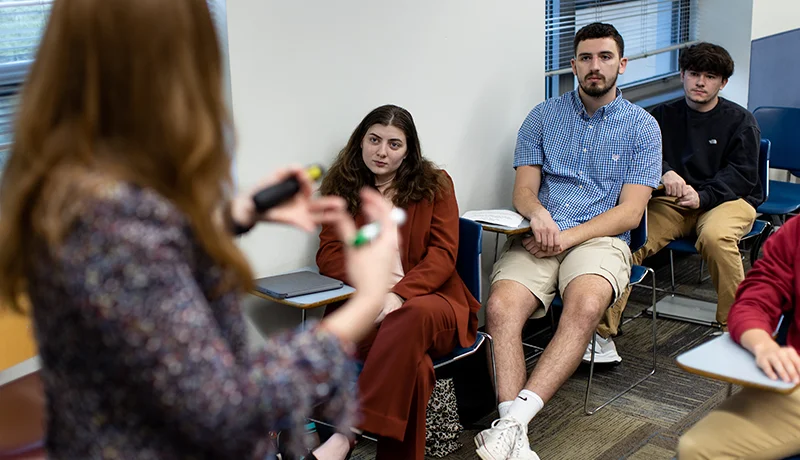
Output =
[
  {"x1": 728, "y1": 216, "x2": 799, "y2": 344},
  {"x1": 316, "y1": 221, "x2": 350, "y2": 284},
  {"x1": 391, "y1": 174, "x2": 459, "y2": 300}
]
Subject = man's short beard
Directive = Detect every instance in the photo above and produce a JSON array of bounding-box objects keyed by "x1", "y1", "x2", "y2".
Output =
[{"x1": 579, "y1": 73, "x2": 618, "y2": 97}]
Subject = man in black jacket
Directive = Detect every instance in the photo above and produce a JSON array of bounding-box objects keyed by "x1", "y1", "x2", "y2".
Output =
[{"x1": 596, "y1": 42, "x2": 761, "y2": 343}]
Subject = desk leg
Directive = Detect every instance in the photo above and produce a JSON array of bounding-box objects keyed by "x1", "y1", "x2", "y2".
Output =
[{"x1": 301, "y1": 309, "x2": 306, "y2": 331}]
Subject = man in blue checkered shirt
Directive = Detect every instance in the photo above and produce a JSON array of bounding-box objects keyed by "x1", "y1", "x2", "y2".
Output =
[{"x1": 475, "y1": 23, "x2": 662, "y2": 460}]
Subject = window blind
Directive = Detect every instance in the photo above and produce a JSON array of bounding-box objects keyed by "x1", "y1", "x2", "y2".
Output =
[
  {"x1": 0, "y1": 0, "x2": 51, "y2": 85},
  {"x1": 0, "y1": 0, "x2": 51, "y2": 167},
  {"x1": 546, "y1": 0, "x2": 697, "y2": 76},
  {"x1": 0, "y1": 91, "x2": 16, "y2": 166},
  {"x1": 0, "y1": 0, "x2": 227, "y2": 170}
]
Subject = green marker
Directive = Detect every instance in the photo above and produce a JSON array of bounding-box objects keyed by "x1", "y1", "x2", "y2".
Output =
[{"x1": 352, "y1": 208, "x2": 407, "y2": 247}]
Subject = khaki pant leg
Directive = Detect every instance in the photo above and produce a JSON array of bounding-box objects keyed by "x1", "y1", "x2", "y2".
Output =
[
  {"x1": 678, "y1": 387, "x2": 800, "y2": 460},
  {"x1": 695, "y1": 199, "x2": 757, "y2": 326},
  {"x1": 597, "y1": 196, "x2": 697, "y2": 337}
]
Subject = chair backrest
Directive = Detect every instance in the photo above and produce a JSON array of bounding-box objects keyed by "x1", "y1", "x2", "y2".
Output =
[
  {"x1": 456, "y1": 218, "x2": 482, "y2": 302},
  {"x1": 759, "y1": 138, "x2": 771, "y2": 200},
  {"x1": 753, "y1": 107, "x2": 800, "y2": 172},
  {"x1": 629, "y1": 208, "x2": 648, "y2": 254}
]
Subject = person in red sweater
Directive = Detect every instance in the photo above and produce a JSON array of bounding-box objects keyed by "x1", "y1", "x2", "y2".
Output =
[{"x1": 678, "y1": 216, "x2": 800, "y2": 459}]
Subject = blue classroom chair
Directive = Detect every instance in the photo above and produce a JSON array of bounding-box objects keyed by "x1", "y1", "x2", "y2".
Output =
[
  {"x1": 550, "y1": 211, "x2": 657, "y2": 415},
  {"x1": 431, "y1": 218, "x2": 497, "y2": 406},
  {"x1": 753, "y1": 107, "x2": 800, "y2": 223}
]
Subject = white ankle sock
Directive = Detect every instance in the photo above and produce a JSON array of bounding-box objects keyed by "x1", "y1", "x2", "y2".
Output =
[
  {"x1": 498, "y1": 400, "x2": 513, "y2": 418},
  {"x1": 506, "y1": 390, "x2": 544, "y2": 425}
]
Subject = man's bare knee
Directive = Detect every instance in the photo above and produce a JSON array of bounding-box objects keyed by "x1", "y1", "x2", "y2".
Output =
[
  {"x1": 562, "y1": 275, "x2": 614, "y2": 326},
  {"x1": 486, "y1": 280, "x2": 540, "y2": 335}
]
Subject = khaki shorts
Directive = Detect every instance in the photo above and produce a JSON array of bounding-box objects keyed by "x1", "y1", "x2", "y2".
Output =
[{"x1": 490, "y1": 235, "x2": 632, "y2": 318}]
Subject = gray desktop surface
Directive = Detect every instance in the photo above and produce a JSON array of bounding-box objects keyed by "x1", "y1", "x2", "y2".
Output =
[{"x1": 676, "y1": 333, "x2": 798, "y2": 393}]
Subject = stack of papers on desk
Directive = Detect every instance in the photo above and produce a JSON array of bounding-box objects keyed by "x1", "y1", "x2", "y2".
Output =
[{"x1": 462, "y1": 210, "x2": 525, "y2": 228}]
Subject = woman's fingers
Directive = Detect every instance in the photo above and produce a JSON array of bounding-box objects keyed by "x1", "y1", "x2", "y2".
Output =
[{"x1": 309, "y1": 196, "x2": 347, "y2": 224}]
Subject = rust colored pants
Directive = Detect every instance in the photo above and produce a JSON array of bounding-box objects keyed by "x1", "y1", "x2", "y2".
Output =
[{"x1": 355, "y1": 293, "x2": 459, "y2": 460}]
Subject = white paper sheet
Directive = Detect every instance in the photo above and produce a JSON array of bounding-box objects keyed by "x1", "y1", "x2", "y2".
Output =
[{"x1": 462, "y1": 209, "x2": 526, "y2": 228}]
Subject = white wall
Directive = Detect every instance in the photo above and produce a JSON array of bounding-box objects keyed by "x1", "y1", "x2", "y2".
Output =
[
  {"x1": 696, "y1": 0, "x2": 754, "y2": 107},
  {"x1": 226, "y1": 1, "x2": 545, "y2": 334},
  {"x1": 751, "y1": 0, "x2": 800, "y2": 40},
  {"x1": 695, "y1": 0, "x2": 800, "y2": 108}
]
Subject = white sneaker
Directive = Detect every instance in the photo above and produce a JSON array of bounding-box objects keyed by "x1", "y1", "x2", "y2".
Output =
[
  {"x1": 474, "y1": 417, "x2": 540, "y2": 460},
  {"x1": 582, "y1": 335, "x2": 622, "y2": 364}
]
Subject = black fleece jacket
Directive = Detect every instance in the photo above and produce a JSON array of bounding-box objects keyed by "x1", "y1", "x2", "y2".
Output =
[{"x1": 651, "y1": 97, "x2": 762, "y2": 210}]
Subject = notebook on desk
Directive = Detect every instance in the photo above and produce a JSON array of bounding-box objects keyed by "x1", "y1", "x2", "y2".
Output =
[{"x1": 254, "y1": 270, "x2": 344, "y2": 299}]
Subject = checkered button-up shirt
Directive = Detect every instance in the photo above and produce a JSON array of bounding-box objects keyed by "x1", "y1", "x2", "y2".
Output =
[{"x1": 513, "y1": 89, "x2": 662, "y2": 244}]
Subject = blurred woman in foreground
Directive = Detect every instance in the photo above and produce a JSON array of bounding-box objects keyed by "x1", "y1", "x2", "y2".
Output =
[{"x1": 0, "y1": 1, "x2": 395, "y2": 459}]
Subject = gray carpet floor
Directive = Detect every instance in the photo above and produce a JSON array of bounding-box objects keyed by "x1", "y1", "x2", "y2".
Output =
[{"x1": 350, "y1": 250, "x2": 747, "y2": 460}]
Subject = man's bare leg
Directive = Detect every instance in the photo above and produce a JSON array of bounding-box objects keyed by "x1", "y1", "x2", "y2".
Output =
[
  {"x1": 524, "y1": 274, "x2": 612, "y2": 402},
  {"x1": 476, "y1": 275, "x2": 613, "y2": 460},
  {"x1": 485, "y1": 280, "x2": 541, "y2": 402}
]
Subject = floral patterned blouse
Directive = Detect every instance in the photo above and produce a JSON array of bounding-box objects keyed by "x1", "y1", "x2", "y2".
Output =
[{"x1": 27, "y1": 182, "x2": 358, "y2": 459}]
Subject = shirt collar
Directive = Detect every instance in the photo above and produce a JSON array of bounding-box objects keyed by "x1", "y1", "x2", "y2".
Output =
[{"x1": 570, "y1": 88, "x2": 624, "y2": 118}]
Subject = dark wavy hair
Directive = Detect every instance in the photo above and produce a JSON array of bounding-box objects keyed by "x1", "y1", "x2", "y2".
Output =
[
  {"x1": 679, "y1": 42, "x2": 734, "y2": 79},
  {"x1": 574, "y1": 22, "x2": 624, "y2": 57},
  {"x1": 319, "y1": 105, "x2": 448, "y2": 215}
]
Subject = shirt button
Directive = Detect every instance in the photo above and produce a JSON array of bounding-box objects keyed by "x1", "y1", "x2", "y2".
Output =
[
  {"x1": 578, "y1": 171, "x2": 583, "y2": 175},
  {"x1": 579, "y1": 185, "x2": 583, "y2": 189},
  {"x1": 565, "y1": 204, "x2": 570, "y2": 208},
  {"x1": 588, "y1": 125, "x2": 593, "y2": 129},
  {"x1": 583, "y1": 148, "x2": 587, "y2": 153}
]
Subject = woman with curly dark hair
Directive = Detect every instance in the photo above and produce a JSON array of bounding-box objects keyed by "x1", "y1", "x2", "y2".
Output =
[{"x1": 316, "y1": 105, "x2": 481, "y2": 460}]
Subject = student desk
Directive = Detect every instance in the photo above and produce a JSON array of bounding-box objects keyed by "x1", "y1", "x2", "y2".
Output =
[
  {"x1": 474, "y1": 220, "x2": 530, "y2": 262},
  {"x1": 676, "y1": 332, "x2": 799, "y2": 393},
  {"x1": 250, "y1": 277, "x2": 354, "y2": 329}
]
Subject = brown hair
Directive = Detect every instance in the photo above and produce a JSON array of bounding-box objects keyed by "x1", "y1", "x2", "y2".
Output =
[
  {"x1": 319, "y1": 104, "x2": 448, "y2": 214},
  {"x1": 680, "y1": 42, "x2": 734, "y2": 80},
  {"x1": 0, "y1": 0, "x2": 252, "y2": 312}
]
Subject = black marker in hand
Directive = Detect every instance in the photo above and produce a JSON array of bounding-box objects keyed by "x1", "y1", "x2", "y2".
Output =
[{"x1": 252, "y1": 165, "x2": 325, "y2": 213}]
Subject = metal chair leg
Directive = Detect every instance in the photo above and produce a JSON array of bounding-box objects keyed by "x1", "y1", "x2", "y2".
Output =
[
  {"x1": 750, "y1": 222, "x2": 773, "y2": 262},
  {"x1": 698, "y1": 259, "x2": 705, "y2": 284},
  {"x1": 484, "y1": 332, "x2": 499, "y2": 407},
  {"x1": 584, "y1": 267, "x2": 658, "y2": 415},
  {"x1": 669, "y1": 250, "x2": 676, "y2": 293},
  {"x1": 583, "y1": 331, "x2": 598, "y2": 415}
]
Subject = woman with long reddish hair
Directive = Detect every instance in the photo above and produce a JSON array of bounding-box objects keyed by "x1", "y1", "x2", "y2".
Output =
[{"x1": 0, "y1": 1, "x2": 396, "y2": 458}]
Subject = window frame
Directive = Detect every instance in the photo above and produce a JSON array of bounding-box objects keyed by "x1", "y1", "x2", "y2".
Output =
[
  {"x1": 545, "y1": 0, "x2": 696, "y2": 102},
  {"x1": 0, "y1": 0, "x2": 231, "y2": 170}
]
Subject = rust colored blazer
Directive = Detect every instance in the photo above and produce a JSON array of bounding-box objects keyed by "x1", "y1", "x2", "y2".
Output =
[{"x1": 316, "y1": 171, "x2": 480, "y2": 349}]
